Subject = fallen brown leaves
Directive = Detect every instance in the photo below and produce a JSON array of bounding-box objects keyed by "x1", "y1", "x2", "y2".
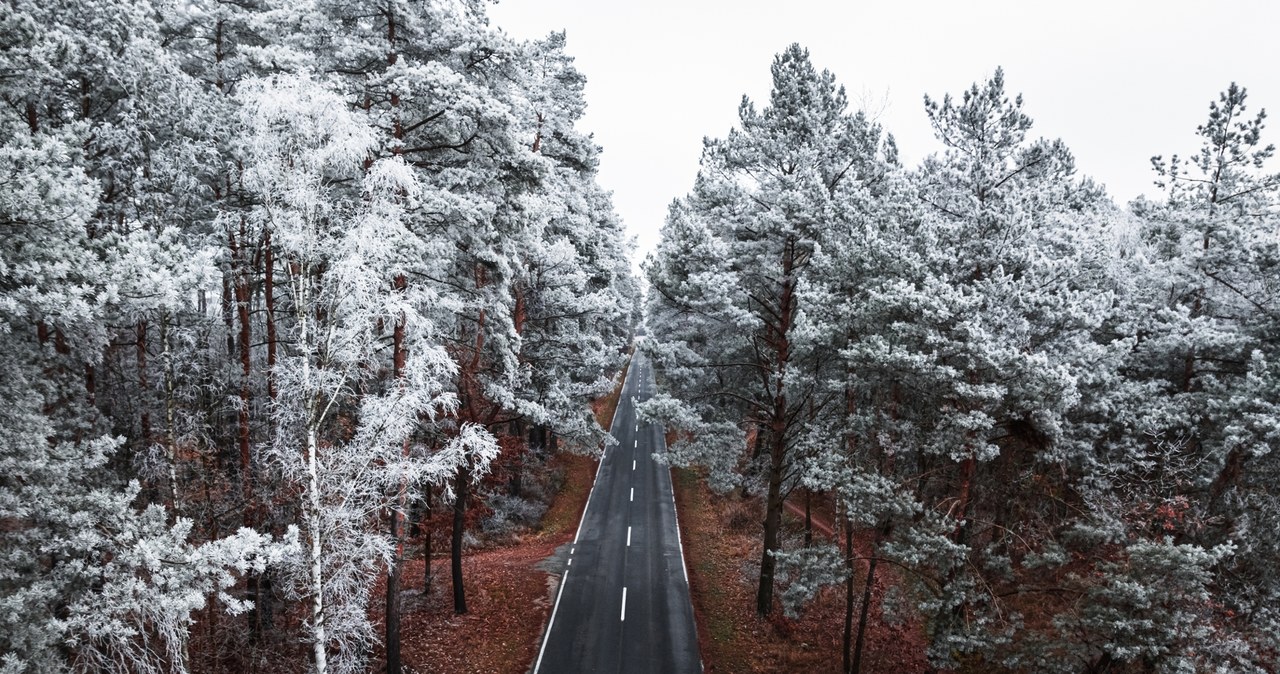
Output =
[
  {"x1": 369, "y1": 449, "x2": 599, "y2": 674},
  {"x1": 382, "y1": 541, "x2": 558, "y2": 674},
  {"x1": 674, "y1": 469, "x2": 932, "y2": 674}
]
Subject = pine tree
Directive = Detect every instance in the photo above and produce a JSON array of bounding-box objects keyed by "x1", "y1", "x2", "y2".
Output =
[{"x1": 644, "y1": 44, "x2": 893, "y2": 616}]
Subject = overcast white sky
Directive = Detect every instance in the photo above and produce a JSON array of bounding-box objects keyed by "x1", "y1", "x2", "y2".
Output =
[{"x1": 489, "y1": 0, "x2": 1280, "y2": 268}]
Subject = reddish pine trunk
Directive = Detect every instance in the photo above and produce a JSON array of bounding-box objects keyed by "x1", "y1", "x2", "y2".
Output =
[
  {"x1": 449, "y1": 265, "x2": 488, "y2": 616},
  {"x1": 842, "y1": 385, "x2": 857, "y2": 672},
  {"x1": 804, "y1": 490, "x2": 813, "y2": 547},
  {"x1": 509, "y1": 290, "x2": 528, "y2": 497},
  {"x1": 843, "y1": 514, "x2": 854, "y2": 673},
  {"x1": 851, "y1": 528, "x2": 884, "y2": 674},
  {"x1": 231, "y1": 226, "x2": 253, "y2": 504},
  {"x1": 54, "y1": 328, "x2": 70, "y2": 356},
  {"x1": 385, "y1": 510, "x2": 403, "y2": 674},
  {"x1": 513, "y1": 285, "x2": 527, "y2": 337},
  {"x1": 384, "y1": 15, "x2": 408, "y2": 663},
  {"x1": 756, "y1": 241, "x2": 795, "y2": 617},
  {"x1": 531, "y1": 113, "x2": 544, "y2": 153},
  {"x1": 222, "y1": 274, "x2": 235, "y2": 358}
]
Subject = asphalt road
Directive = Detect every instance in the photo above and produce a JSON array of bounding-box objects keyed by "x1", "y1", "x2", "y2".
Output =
[{"x1": 533, "y1": 350, "x2": 701, "y2": 674}]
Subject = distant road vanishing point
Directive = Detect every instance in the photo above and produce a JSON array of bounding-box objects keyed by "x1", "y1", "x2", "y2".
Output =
[{"x1": 533, "y1": 350, "x2": 701, "y2": 674}]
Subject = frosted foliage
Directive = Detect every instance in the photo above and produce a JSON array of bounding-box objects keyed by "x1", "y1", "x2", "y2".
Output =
[
  {"x1": 0, "y1": 126, "x2": 100, "y2": 327},
  {"x1": 0, "y1": 365, "x2": 295, "y2": 674},
  {"x1": 772, "y1": 544, "x2": 846, "y2": 618},
  {"x1": 648, "y1": 50, "x2": 1280, "y2": 670},
  {"x1": 234, "y1": 72, "x2": 504, "y2": 673},
  {"x1": 1017, "y1": 540, "x2": 1261, "y2": 674},
  {"x1": 2, "y1": 0, "x2": 636, "y2": 670}
]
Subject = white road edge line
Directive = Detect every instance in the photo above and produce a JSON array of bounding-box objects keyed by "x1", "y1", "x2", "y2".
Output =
[
  {"x1": 533, "y1": 568, "x2": 570, "y2": 674},
  {"x1": 672, "y1": 476, "x2": 690, "y2": 585},
  {"x1": 621, "y1": 587, "x2": 627, "y2": 621},
  {"x1": 535, "y1": 351, "x2": 639, "y2": 674}
]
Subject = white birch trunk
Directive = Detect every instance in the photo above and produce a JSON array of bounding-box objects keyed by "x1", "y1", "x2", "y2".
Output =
[
  {"x1": 162, "y1": 312, "x2": 180, "y2": 509},
  {"x1": 294, "y1": 265, "x2": 328, "y2": 674},
  {"x1": 306, "y1": 424, "x2": 327, "y2": 674}
]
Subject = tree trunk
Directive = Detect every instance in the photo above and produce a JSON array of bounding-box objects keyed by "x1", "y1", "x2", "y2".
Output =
[
  {"x1": 843, "y1": 513, "x2": 854, "y2": 674},
  {"x1": 756, "y1": 442, "x2": 784, "y2": 616},
  {"x1": 234, "y1": 226, "x2": 253, "y2": 504},
  {"x1": 529, "y1": 424, "x2": 546, "y2": 457},
  {"x1": 291, "y1": 265, "x2": 327, "y2": 674},
  {"x1": 804, "y1": 490, "x2": 813, "y2": 548},
  {"x1": 265, "y1": 228, "x2": 277, "y2": 401},
  {"x1": 136, "y1": 320, "x2": 150, "y2": 444},
  {"x1": 252, "y1": 229, "x2": 277, "y2": 640},
  {"x1": 756, "y1": 241, "x2": 795, "y2": 617},
  {"x1": 385, "y1": 507, "x2": 403, "y2": 674},
  {"x1": 855, "y1": 539, "x2": 875, "y2": 674},
  {"x1": 451, "y1": 460, "x2": 471, "y2": 614},
  {"x1": 161, "y1": 313, "x2": 179, "y2": 509},
  {"x1": 306, "y1": 425, "x2": 328, "y2": 674},
  {"x1": 385, "y1": 274, "x2": 407, "y2": 674},
  {"x1": 25, "y1": 100, "x2": 38, "y2": 134},
  {"x1": 508, "y1": 422, "x2": 524, "y2": 497},
  {"x1": 257, "y1": 572, "x2": 274, "y2": 639},
  {"x1": 953, "y1": 454, "x2": 976, "y2": 546},
  {"x1": 422, "y1": 483, "x2": 433, "y2": 595},
  {"x1": 222, "y1": 273, "x2": 235, "y2": 358}
]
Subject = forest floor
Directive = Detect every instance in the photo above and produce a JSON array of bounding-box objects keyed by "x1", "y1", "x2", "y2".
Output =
[
  {"x1": 363, "y1": 343, "x2": 934, "y2": 674},
  {"x1": 673, "y1": 470, "x2": 933, "y2": 673},
  {"x1": 373, "y1": 358, "x2": 628, "y2": 674},
  {"x1": 381, "y1": 450, "x2": 598, "y2": 674}
]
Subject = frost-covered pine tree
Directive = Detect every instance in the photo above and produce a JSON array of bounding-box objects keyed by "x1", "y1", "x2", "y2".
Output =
[
  {"x1": 643, "y1": 44, "x2": 894, "y2": 616},
  {"x1": 1048, "y1": 83, "x2": 1280, "y2": 674},
  {"x1": 890, "y1": 68, "x2": 1117, "y2": 667},
  {"x1": 1, "y1": 3, "x2": 300, "y2": 671},
  {"x1": 507, "y1": 32, "x2": 637, "y2": 456}
]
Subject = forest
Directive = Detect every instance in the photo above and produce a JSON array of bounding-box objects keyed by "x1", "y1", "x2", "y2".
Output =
[
  {"x1": 642, "y1": 44, "x2": 1280, "y2": 673},
  {"x1": 3, "y1": 0, "x2": 1279, "y2": 673},
  {"x1": 1, "y1": 1, "x2": 638, "y2": 672}
]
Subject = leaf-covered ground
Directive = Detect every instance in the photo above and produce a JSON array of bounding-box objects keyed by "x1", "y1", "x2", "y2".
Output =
[
  {"x1": 368, "y1": 363, "x2": 625, "y2": 673},
  {"x1": 674, "y1": 469, "x2": 932, "y2": 673},
  {"x1": 369, "y1": 450, "x2": 597, "y2": 674}
]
